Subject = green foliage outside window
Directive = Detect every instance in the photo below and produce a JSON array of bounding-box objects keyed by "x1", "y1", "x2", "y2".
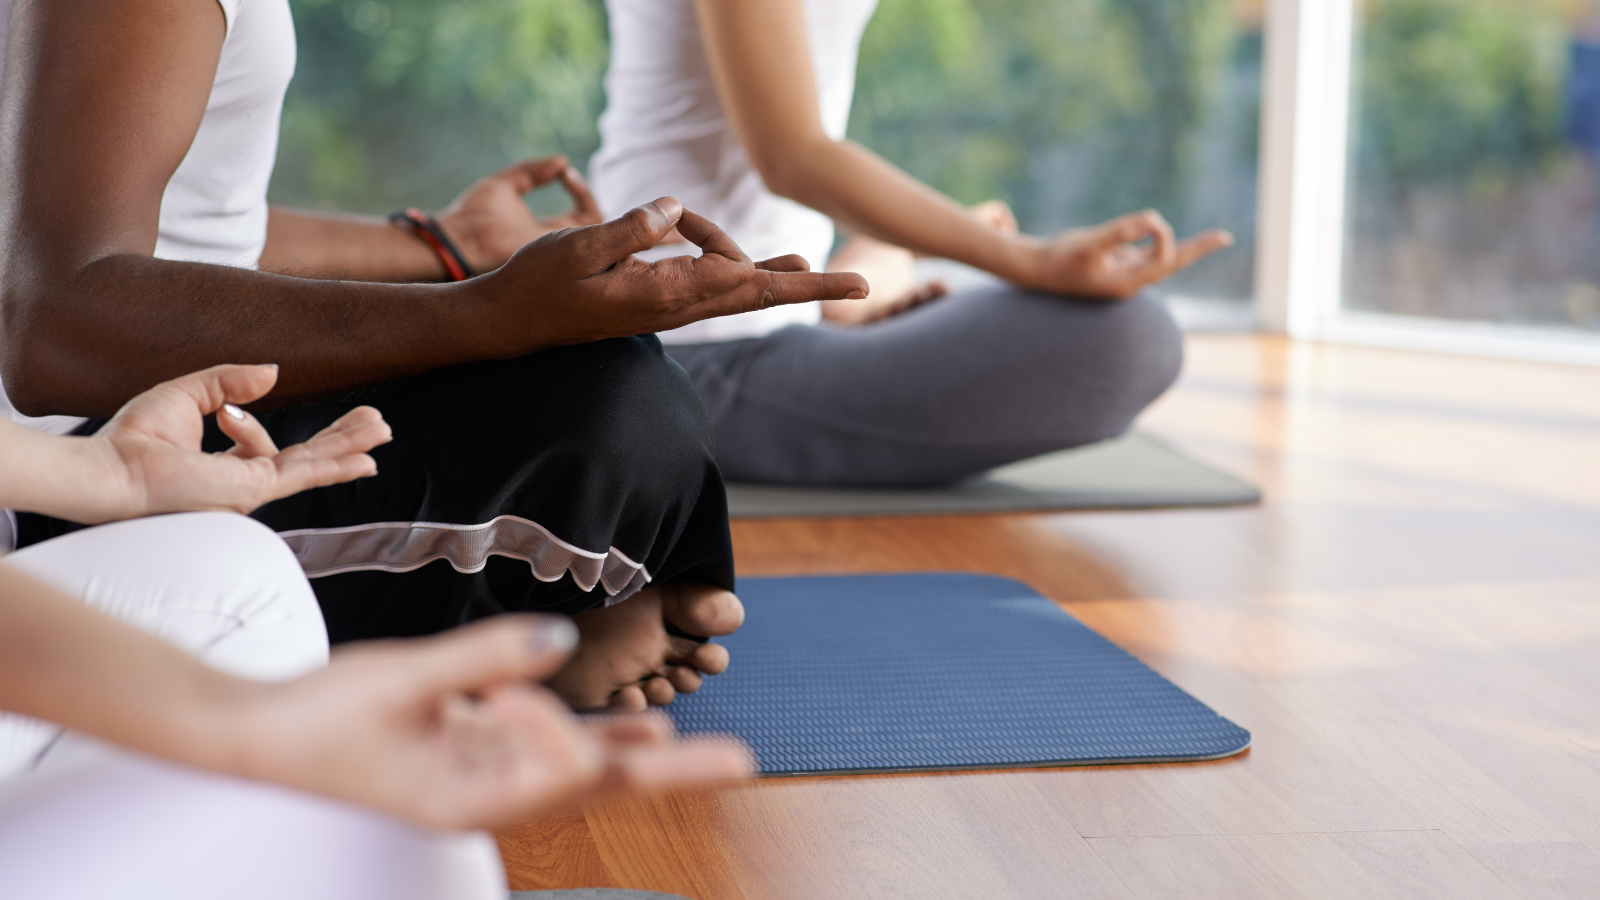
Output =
[
  {"x1": 274, "y1": 0, "x2": 609, "y2": 214},
  {"x1": 272, "y1": 0, "x2": 1261, "y2": 297},
  {"x1": 1344, "y1": 0, "x2": 1596, "y2": 329},
  {"x1": 1353, "y1": 0, "x2": 1567, "y2": 192}
]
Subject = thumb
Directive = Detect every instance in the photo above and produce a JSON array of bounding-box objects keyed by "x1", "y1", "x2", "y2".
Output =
[
  {"x1": 143, "y1": 364, "x2": 280, "y2": 419},
  {"x1": 1087, "y1": 211, "x2": 1161, "y2": 252},
  {"x1": 400, "y1": 615, "x2": 580, "y2": 698},
  {"x1": 565, "y1": 198, "x2": 684, "y2": 274}
]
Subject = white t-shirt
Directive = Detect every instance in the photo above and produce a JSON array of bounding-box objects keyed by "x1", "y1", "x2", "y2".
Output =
[
  {"x1": 590, "y1": 0, "x2": 879, "y2": 344},
  {"x1": 0, "y1": 0, "x2": 293, "y2": 431},
  {"x1": 0, "y1": 0, "x2": 295, "y2": 549}
]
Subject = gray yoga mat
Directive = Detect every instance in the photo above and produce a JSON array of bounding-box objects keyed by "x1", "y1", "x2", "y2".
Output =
[{"x1": 724, "y1": 432, "x2": 1259, "y2": 519}]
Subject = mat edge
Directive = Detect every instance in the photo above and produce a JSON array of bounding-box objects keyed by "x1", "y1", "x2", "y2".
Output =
[
  {"x1": 727, "y1": 493, "x2": 1263, "y2": 520},
  {"x1": 751, "y1": 733, "x2": 1252, "y2": 778}
]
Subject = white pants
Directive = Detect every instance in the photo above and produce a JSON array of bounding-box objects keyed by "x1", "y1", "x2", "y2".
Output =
[{"x1": 0, "y1": 513, "x2": 507, "y2": 900}]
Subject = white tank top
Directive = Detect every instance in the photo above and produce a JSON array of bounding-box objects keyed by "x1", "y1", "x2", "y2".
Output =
[
  {"x1": 0, "y1": 0, "x2": 295, "y2": 435},
  {"x1": 590, "y1": 0, "x2": 879, "y2": 344}
]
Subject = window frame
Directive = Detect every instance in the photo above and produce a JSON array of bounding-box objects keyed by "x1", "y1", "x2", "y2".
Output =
[{"x1": 1252, "y1": 0, "x2": 1600, "y2": 366}]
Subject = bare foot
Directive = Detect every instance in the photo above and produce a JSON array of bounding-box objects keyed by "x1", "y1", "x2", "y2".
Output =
[
  {"x1": 822, "y1": 234, "x2": 946, "y2": 325},
  {"x1": 546, "y1": 583, "x2": 744, "y2": 712}
]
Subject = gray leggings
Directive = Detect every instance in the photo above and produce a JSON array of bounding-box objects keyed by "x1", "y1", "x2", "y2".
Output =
[{"x1": 664, "y1": 284, "x2": 1184, "y2": 487}]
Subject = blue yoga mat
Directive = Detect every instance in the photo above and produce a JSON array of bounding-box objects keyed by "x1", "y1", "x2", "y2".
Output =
[{"x1": 667, "y1": 573, "x2": 1250, "y2": 776}]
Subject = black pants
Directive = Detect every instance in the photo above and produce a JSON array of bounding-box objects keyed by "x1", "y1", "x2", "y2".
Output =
[{"x1": 17, "y1": 337, "x2": 734, "y2": 644}]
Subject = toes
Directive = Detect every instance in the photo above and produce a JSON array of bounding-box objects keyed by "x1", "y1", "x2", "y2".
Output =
[
  {"x1": 688, "y1": 641, "x2": 729, "y2": 676},
  {"x1": 664, "y1": 584, "x2": 745, "y2": 637},
  {"x1": 665, "y1": 665, "x2": 703, "y2": 694},
  {"x1": 607, "y1": 684, "x2": 649, "y2": 714},
  {"x1": 641, "y1": 676, "x2": 677, "y2": 706}
]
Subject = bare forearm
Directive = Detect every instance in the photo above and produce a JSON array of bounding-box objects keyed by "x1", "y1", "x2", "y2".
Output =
[
  {"x1": 0, "y1": 563, "x2": 256, "y2": 773},
  {"x1": 1, "y1": 254, "x2": 490, "y2": 417},
  {"x1": 261, "y1": 207, "x2": 448, "y2": 283},
  {"x1": 769, "y1": 139, "x2": 1034, "y2": 279},
  {"x1": 0, "y1": 422, "x2": 121, "y2": 519}
]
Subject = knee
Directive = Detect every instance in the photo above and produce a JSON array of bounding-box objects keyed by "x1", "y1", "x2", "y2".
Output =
[
  {"x1": 180, "y1": 512, "x2": 311, "y2": 588},
  {"x1": 1115, "y1": 291, "x2": 1184, "y2": 390},
  {"x1": 1087, "y1": 291, "x2": 1184, "y2": 419},
  {"x1": 547, "y1": 336, "x2": 717, "y2": 485}
]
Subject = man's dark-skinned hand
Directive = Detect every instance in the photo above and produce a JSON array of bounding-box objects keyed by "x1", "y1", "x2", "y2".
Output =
[
  {"x1": 0, "y1": 0, "x2": 866, "y2": 419},
  {"x1": 476, "y1": 197, "x2": 864, "y2": 352}
]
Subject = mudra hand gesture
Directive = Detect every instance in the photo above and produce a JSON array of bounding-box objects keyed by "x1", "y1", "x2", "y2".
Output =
[{"x1": 13, "y1": 364, "x2": 390, "y2": 525}]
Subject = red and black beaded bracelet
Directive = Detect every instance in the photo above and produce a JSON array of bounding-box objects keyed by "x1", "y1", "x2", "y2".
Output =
[{"x1": 389, "y1": 208, "x2": 475, "y2": 282}]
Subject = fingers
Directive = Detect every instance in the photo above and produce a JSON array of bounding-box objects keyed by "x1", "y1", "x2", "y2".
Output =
[
  {"x1": 397, "y1": 615, "x2": 582, "y2": 699},
  {"x1": 675, "y1": 207, "x2": 751, "y2": 264},
  {"x1": 217, "y1": 400, "x2": 280, "y2": 459},
  {"x1": 565, "y1": 198, "x2": 685, "y2": 273},
  {"x1": 292, "y1": 405, "x2": 393, "y2": 459},
  {"x1": 754, "y1": 253, "x2": 811, "y2": 274},
  {"x1": 600, "y1": 736, "x2": 754, "y2": 792},
  {"x1": 261, "y1": 405, "x2": 390, "y2": 498},
  {"x1": 145, "y1": 363, "x2": 280, "y2": 420},
  {"x1": 1091, "y1": 210, "x2": 1174, "y2": 263},
  {"x1": 558, "y1": 166, "x2": 602, "y2": 225},
  {"x1": 1174, "y1": 228, "x2": 1235, "y2": 269},
  {"x1": 691, "y1": 270, "x2": 869, "y2": 321},
  {"x1": 499, "y1": 155, "x2": 572, "y2": 195}
]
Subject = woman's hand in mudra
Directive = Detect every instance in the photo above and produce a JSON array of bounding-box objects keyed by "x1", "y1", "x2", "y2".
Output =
[
  {"x1": 1013, "y1": 209, "x2": 1233, "y2": 300},
  {"x1": 74, "y1": 364, "x2": 391, "y2": 524}
]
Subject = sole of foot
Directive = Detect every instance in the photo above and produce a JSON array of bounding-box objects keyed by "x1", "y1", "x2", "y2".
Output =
[{"x1": 546, "y1": 582, "x2": 744, "y2": 713}]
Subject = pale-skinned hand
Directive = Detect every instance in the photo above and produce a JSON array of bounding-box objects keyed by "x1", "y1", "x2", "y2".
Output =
[
  {"x1": 67, "y1": 365, "x2": 391, "y2": 524},
  {"x1": 229, "y1": 616, "x2": 753, "y2": 830},
  {"x1": 1013, "y1": 209, "x2": 1233, "y2": 299},
  {"x1": 968, "y1": 199, "x2": 1019, "y2": 236},
  {"x1": 437, "y1": 155, "x2": 604, "y2": 274},
  {"x1": 474, "y1": 197, "x2": 870, "y2": 352}
]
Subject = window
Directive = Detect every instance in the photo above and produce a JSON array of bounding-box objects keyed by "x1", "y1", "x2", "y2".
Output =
[
  {"x1": 1346, "y1": 0, "x2": 1600, "y2": 334},
  {"x1": 272, "y1": 0, "x2": 1263, "y2": 308}
]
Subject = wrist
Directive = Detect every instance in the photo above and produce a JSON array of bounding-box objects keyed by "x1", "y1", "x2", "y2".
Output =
[
  {"x1": 391, "y1": 209, "x2": 473, "y2": 282},
  {"x1": 0, "y1": 430, "x2": 136, "y2": 524},
  {"x1": 176, "y1": 674, "x2": 283, "y2": 780},
  {"x1": 987, "y1": 234, "x2": 1045, "y2": 288}
]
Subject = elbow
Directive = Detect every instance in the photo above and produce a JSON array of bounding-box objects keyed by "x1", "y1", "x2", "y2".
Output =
[
  {"x1": 748, "y1": 134, "x2": 832, "y2": 207},
  {"x1": 0, "y1": 283, "x2": 61, "y2": 417}
]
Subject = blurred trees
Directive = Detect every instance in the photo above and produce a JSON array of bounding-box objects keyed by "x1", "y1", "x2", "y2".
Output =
[
  {"x1": 1343, "y1": 0, "x2": 1597, "y2": 329},
  {"x1": 272, "y1": 0, "x2": 1262, "y2": 295},
  {"x1": 273, "y1": 0, "x2": 609, "y2": 214},
  {"x1": 1353, "y1": 0, "x2": 1567, "y2": 193},
  {"x1": 846, "y1": 0, "x2": 1254, "y2": 295},
  {"x1": 848, "y1": 0, "x2": 1240, "y2": 224}
]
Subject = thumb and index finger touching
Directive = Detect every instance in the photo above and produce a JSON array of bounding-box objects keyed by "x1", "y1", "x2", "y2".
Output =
[
  {"x1": 501, "y1": 156, "x2": 602, "y2": 224},
  {"x1": 1092, "y1": 210, "x2": 1235, "y2": 277}
]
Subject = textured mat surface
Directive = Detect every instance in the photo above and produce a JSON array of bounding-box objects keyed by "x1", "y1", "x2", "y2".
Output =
[
  {"x1": 508, "y1": 883, "x2": 691, "y2": 890},
  {"x1": 668, "y1": 573, "x2": 1251, "y2": 775},
  {"x1": 724, "y1": 432, "x2": 1260, "y2": 519}
]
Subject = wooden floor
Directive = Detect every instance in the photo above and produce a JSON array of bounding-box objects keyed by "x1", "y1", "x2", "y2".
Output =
[{"x1": 499, "y1": 334, "x2": 1600, "y2": 899}]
